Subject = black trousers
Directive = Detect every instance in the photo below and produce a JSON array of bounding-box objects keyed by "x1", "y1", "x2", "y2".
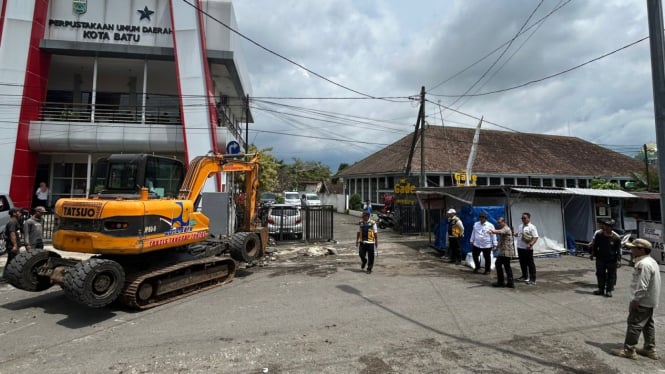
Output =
[
  {"x1": 472, "y1": 246, "x2": 491, "y2": 272},
  {"x1": 448, "y1": 237, "x2": 461, "y2": 263},
  {"x1": 518, "y1": 248, "x2": 536, "y2": 281},
  {"x1": 359, "y1": 242, "x2": 376, "y2": 271},
  {"x1": 495, "y1": 256, "x2": 514, "y2": 285},
  {"x1": 595, "y1": 259, "x2": 618, "y2": 292}
]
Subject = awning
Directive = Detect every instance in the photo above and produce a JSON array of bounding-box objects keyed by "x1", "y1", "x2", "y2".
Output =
[
  {"x1": 565, "y1": 188, "x2": 637, "y2": 198},
  {"x1": 511, "y1": 187, "x2": 569, "y2": 195}
]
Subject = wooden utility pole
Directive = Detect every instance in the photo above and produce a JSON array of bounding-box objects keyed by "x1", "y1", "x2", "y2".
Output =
[
  {"x1": 419, "y1": 86, "x2": 426, "y2": 188},
  {"x1": 646, "y1": 0, "x2": 665, "y2": 228},
  {"x1": 245, "y1": 94, "x2": 250, "y2": 153}
]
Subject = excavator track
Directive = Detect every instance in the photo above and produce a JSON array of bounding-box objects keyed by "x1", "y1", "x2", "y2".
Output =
[{"x1": 119, "y1": 257, "x2": 236, "y2": 309}]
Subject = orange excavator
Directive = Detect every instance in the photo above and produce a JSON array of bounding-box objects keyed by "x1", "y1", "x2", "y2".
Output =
[{"x1": 4, "y1": 152, "x2": 267, "y2": 309}]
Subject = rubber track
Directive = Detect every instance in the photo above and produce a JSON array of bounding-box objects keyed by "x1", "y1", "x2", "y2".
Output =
[{"x1": 119, "y1": 257, "x2": 236, "y2": 309}]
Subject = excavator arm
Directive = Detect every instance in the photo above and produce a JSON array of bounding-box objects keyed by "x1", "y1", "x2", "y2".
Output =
[{"x1": 178, "y1": 153, "x2": 260, "y2": 231}]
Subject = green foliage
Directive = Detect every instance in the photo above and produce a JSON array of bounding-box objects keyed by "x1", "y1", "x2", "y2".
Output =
[
  {"x1": 349, "y1": 193, "x2": 362, "y2": 210},
  {"x1": 590, "y1": 178, "x2": 621, "y2": 190},
  {"x1": 630, "y1": 166, "x2": 660, "y2": 192},
  {"x1": 332, "y1": 163, "x2": 349, "y2": 184},
  {"x1": 278, "y1": 158, "x2": 332, "y2": 191},
  {"x1": 249, "y1": 145, "x2": 280, "y2": 193}
]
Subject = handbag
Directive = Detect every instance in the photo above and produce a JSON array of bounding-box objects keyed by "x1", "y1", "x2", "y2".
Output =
[{"x1": 522, "y1": 231, "x2": 533, "y2": 243}]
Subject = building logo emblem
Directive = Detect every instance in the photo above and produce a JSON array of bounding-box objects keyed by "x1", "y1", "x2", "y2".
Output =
[
  {"x1": 137, "y1": 6, "x2": 155, "y2": 21},
  {"x1": 72, "y1": 0, "x2": 87, "y2": 15}
]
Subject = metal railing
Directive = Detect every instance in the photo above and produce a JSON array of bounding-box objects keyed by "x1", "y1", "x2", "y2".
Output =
[{"x1": 39, "y1": 102, "x2": 182, "y2": 125}]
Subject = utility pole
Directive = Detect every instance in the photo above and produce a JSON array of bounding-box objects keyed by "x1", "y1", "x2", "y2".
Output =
[
  {"x1": 419, "y1": 86, "x2": 426, "y2": 188},
  {"x1": 644, "y1": 144, "x2": 651, "y2": 192},
  {"x1": 245, "y1": 94, "x2": 250, "y2": 153},
  {"x1": 646, "y1": 0, "x2": 665, "y2": 234}
]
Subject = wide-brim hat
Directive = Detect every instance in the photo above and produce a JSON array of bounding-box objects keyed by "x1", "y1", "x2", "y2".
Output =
[{"x1": 625, "y1": 238, "x2": 653, "y2": 250}]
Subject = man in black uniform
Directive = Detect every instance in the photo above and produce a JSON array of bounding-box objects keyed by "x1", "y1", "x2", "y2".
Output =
[{"x1": 590, "y1": 218, "x2": 621, "y2": 297}]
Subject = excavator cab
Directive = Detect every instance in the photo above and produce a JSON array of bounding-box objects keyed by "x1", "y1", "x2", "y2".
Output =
[{"x1": 91, "y1": 154, "x2": 185, "y2": 198}]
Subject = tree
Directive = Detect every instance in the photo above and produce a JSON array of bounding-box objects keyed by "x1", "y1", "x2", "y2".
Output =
[
  {"x1": 590, "y1": 178, "x2": 621, "y2": 190},
  {"x1": 280, "y1": 158, "x2": 332, "y2": 191},
  {"x1": 332, "y1": 163, "x2": 349, "y2": 184},
  {"x1": 248, "y1": 145, "x2": 281, "y2": 193}
]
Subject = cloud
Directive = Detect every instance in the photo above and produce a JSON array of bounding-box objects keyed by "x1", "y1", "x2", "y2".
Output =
[{"x1": 233, "y1": 0, "x2": 658, "y2": 169}]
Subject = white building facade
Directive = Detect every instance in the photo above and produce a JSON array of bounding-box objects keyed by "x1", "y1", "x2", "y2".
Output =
[{"x1": 0, "y1": 0, "x2": 252, "y2": 208}]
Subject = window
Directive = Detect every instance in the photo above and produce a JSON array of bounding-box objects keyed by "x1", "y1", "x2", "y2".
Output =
[
  {"x1": 489, "y1": 177, "x2": 501, "y2": 186},
  {"x1": 504, "y1": 177, "x2": 515, "y2": 185},
  {"x1": 516, "y1": 178, "x2": 527, "y2": 185}
]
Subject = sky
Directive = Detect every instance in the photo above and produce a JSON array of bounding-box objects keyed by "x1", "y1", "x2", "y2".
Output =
[{"x1": 231, "y1": 0, "x2": 660, "y2": 171}]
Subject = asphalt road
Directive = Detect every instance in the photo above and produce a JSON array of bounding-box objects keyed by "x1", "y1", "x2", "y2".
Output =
[{"x1": 0, "y1": 213, "x2": 664, "y2": 373}]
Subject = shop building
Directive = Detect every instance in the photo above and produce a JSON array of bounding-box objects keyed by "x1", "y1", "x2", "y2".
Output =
[{"x1": 0, "y1": 0, "x2": 251, "y2": 208}]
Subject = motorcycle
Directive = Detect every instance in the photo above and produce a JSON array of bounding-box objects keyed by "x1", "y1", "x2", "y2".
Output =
[{"x1": 377, "y1": 211, "x2": 396, "y2": 229}]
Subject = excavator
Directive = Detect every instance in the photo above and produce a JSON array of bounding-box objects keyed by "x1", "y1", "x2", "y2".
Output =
[{"x1": 4, "y1": 152, "x2": 267, "y2": 309}]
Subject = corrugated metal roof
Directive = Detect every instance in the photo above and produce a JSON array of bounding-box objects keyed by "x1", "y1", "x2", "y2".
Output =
[
  {"x1": 565, "y1": 188, "x2": 637, "y2": 198},
  {"x1": 511, "y1": 187, "x2": 569, "y2": 194}
]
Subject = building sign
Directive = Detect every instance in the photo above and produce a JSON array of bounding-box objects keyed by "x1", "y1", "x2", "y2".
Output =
[
  {"x1": 394, "y1": 178, "x2": 418, "y2": 206},
  {"x1": 48, "y1": 2, "x2": 172, "y2": 46},
  {"x1": 637, "y1": 221, "x2": 664, "y2": 265},
  {"x1": 73, "y1": 0, "x2": 87, "y2": 15},
  {"x1": 48, "y1": 19, "x2": 172, "y2": 43},
  {"x1": 454, "y1": 170, "x2": 477, "y2": 186}
]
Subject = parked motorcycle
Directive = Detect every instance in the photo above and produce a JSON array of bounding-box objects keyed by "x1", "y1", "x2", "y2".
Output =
[{"x1": 377, "y1": 211, "x2": 396, "y2": 229}]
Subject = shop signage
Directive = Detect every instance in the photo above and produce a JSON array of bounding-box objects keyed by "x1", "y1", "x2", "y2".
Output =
[{"x1": 637, "y1": 220, "x2": 664, "y2": 265}]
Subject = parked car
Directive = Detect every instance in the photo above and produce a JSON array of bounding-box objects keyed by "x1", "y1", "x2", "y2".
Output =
[
  {"x1": 283, "y1": 191, "x2": 301, "y2": 206},
  {"x1": 303, "y1": 193, "x2": 322, "y2": 206},
  {"x1": 259, "y1": 192, "x2": 277, "y2": 206},
  {"x1": 266, "y1": 204, "x2": 302, "y2": 239}
]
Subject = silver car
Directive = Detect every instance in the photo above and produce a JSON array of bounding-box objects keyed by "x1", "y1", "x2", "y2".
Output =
[
  {"x1": 283, "y1": 191, "x2": 300, "y2": 206},
  {"x1": 267, "y1": 204, "x2": 302, "y2": 239}
]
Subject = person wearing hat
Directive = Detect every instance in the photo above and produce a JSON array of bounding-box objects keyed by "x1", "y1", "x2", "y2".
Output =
[
  {"x1": 356, "y1": 210, "x2": 378, "y2": 274},
  {"x1": 612, "y1": 238, "x2": 661, "y2": 360},
  {"x1": 469, "y1": 211, "x2": 496, "y2": 274},
  {"x1": 23, "y1": 206, "x2": 46, "y2": 252},
  {"x1": 446, "y1": 208, "x2": 464, "y2": 265},
  {"x1": 589, "y1": 218, "x2": 621, "y2": 297},
  {"x1": 3, "y1": 208, "x2": 22, "y2": 270}
]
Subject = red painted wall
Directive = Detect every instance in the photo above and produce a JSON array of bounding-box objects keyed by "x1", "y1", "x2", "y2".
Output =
[{"x1": 9, "y1": 0, "x2": 51, "y2": 209}]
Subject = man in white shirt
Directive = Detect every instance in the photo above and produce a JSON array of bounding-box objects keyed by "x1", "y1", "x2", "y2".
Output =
[
  {"x1": 612, "y1": 238, "x2": 661, "y2": 360},
  {"x1": 469, "y1": 212, "x2": 496, "y2": 274},
  {"x1": 515, "y1": 212, "x2": 539, "y2": 285}
]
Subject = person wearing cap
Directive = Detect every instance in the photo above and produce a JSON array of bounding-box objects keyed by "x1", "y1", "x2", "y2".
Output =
[
  {"x1": 446, "y1": 208, "x2": 464, "y2": 265},
  {"x1": 23, "y1": 206, "x2": 46, "y2": 251},
  {"x1": 514, "y1": 212, "x2": 539, "y2": 285},
  {"x1": 356, "y1": 210, "x2": 378, "y2": 274},
  {"x1": 612, "y1": 238, "x2": 661, "y2": 360},
  {"x1": 3, "y1": 208, "x2": 22, "y2": 270},
  {"x1": 589, "y1": 218, "x2": 621, "y2": 297},
  {"x1": 469, "y1": 212, "x2": 496, "y2": 274}
]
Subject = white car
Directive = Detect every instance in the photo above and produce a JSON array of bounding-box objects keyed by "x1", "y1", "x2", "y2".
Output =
[
  {"x1": 266, "y1": 204, "x2": 302, "y2": 239},
  {"x1": 283, "y1": 191, "x2": 301, "y2": 206},
  {"x1": 303, "y1": 193, "x2": 321, "y2": 206}
]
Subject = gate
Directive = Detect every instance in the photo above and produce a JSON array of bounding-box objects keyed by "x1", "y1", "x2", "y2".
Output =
[
  {"x1": 396, "y1": 205, "x2": 421, "y2": 234},
  {"x1": 302, "y1": 205, "x2": 334, "y2": 242}
]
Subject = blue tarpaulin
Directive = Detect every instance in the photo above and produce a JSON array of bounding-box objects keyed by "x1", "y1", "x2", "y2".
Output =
[{"x1": 433, "y1": 205, "x2": 505, "y2": 255}]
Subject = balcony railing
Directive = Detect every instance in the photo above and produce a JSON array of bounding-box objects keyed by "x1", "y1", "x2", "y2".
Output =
[{"x1": 39, "y1": 102, "x2": 182, "y2": 125}]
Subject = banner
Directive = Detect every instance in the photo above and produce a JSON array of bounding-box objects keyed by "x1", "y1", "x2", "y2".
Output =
[{"x1": 637, "y1": 221, "x2": 664, "y2": 265}]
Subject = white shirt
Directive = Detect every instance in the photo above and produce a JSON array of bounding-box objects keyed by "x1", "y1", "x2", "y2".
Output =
[
  {"x1": 35, "y1": 188, "x2": 48, "y2": 200},
  {"x1": 516, "y1": 223, "x2": 539, "y2": 249},
  {"x1": 629, "y1": 254, "x2": 661, "y2": 308},
  {"x1": 470, "y1": 221, "x2": 496, "y2": 248}
]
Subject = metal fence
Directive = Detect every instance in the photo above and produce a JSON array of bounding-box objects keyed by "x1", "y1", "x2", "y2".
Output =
[
  {"x1": 267, "y1": 205, "x2": 335, "y2": 242},
  {"x1": 396, "y1": 205, "x2": 422, "y2": 234},
  {"x1": 302, "y1": 205, "x2": 334, "y2": 242}
]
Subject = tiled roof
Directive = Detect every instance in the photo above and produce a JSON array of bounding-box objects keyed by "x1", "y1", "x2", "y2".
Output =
[{"x1": 337, "y1": 126, "x2": 644, "y2": 178}]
